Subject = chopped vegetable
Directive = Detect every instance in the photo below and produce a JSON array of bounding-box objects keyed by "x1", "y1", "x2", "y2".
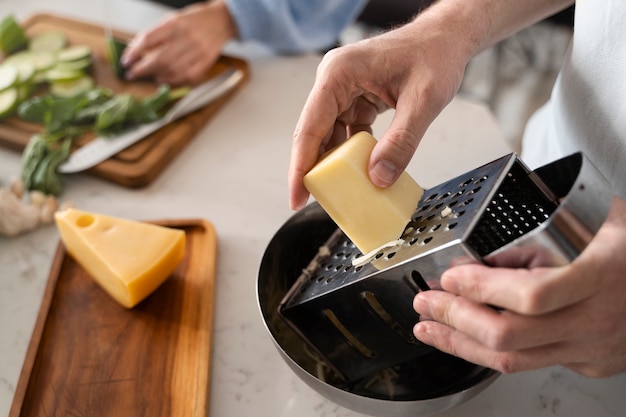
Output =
[
  {"x1": 29, "y1": 31, "x2": 67, "y2": 52},
  {"x1": 21, "y1": 134, "x2": 72, "y2": 196},
  {"x1": 0, "y1": 15, "x2": 28, "y2": 54},
  {"x1": 50, "y1": 75, "x2": 95, "y2": 97},
  {"x1": 0, "y1": 87, "x2": 18, "y2": 119},
  {"x1": 106, "y1": 37, "x2": 127, "y2": 79},
  {"x1": 0, "y1": 64, "x2": 18, "y2": 91},
  {"x1": 0, "y1": 14, "x2": 188, "y2": 197},
  {"x1": 56, "y1": 45, "x2": 92, "y2": 62}
]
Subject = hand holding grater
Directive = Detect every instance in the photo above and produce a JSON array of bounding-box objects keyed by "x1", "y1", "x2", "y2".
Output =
[{"x1": 278, "y1": 152, "x2": 612, "y2": 384}]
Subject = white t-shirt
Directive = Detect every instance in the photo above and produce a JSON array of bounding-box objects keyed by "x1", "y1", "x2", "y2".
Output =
[{"x1": 521, "y1": 1, "x2": 626, "y2": 199}]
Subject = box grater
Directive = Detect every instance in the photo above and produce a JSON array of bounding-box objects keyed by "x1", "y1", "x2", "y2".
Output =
[{"x1": 278, "y1": 152, "x2": 612, "y2": 384}]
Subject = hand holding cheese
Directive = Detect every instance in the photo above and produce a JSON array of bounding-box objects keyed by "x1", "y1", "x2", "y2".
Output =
[
  {"x1": 303, "y1": 132, "x2": 424, "y2": 254},
  {"x1": 54, "y1": 208, "x2": 185, "y2": 308}
]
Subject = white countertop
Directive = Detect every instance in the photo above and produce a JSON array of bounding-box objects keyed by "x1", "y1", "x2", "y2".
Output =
[{"x1": 1, "y1": 1, "x2": 625, "y2": 416}]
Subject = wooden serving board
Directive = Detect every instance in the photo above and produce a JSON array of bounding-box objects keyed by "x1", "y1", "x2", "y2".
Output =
[
  {"x1": 0, "y1": 13, "x2": 249, "y2": 188},
  {"x1": 9, "y1": 219, "x2": 217, "y2": 417}
]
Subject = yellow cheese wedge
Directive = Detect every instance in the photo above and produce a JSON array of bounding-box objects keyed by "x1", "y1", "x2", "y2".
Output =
[
  {"x1": 54, "y1": 208, "x2": 186, "y2": 308},
  {"x1": 303, "y1": 131, "x2": 424, "y2": 254}
]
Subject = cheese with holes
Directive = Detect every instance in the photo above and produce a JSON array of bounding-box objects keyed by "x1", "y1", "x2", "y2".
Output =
[
  {"x1": 303, "y1": 131, "x2": 424, "y2": 254},
  {"x1": 54, "y1": 208, "x2": 185, "y2": 308}
]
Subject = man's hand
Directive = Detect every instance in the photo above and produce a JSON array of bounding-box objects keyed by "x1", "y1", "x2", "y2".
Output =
[
  {"x1": 121, "y1": 1, "x2": 236, "y2": 86},
  {"x1": 289, "y1": 10, "x2": 475, "y2": 210},
  {"x1": 413, "y1": 196, "x2": 626, "y2": 378}
]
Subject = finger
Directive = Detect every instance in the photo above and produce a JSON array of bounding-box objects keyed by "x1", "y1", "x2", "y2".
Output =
[
  {"x1": 123, "y1": 19, "x2": 175, "y2": 65},
  {"x1": 413, "y1": 290, "x2": 577, "y2": 351},
  {"x1": 155, "y1": 48, "x2": 212, "y2": 86},
  {"x1": 126, "y1": 38, "x2": 190, "y2": 81},
  {"x1": 338, "y1": 96, "x2": 380, "y2": 137},
  {"x1": 289, "y1": 84, "x2": 343, "y2": 210},
  {"x1": 368, "y1": 89, "x2": 437, "y2": 187},
  {"x1": 440, "y1": 262, "x2": 596, "y2": 315},
  {"x1": 413, "y1": 319, "x2": 573, "y2": 374}
]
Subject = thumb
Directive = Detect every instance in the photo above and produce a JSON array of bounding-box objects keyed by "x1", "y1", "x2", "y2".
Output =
[{"x1": 368, "y1": 99, "x2": 433, "y2": 187}]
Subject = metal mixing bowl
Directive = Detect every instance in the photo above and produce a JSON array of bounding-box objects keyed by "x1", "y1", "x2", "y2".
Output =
[{"x1": 257, "y1": 202, "x2": 499, "y2": 417}]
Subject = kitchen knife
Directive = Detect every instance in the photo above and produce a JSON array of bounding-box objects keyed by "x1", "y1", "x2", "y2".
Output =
[{"x1": 58, "y1": 67, "x2": 244, "y2": 174}]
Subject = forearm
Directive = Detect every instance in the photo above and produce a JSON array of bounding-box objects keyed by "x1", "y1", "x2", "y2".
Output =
[{"x1": 407, "y1": 0, "x2": 575, "y2": 60}]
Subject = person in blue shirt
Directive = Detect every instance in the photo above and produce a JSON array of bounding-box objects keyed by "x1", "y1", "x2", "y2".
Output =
[{"x1": 121, "y1": 0, "x2": 367, "y2": 85}]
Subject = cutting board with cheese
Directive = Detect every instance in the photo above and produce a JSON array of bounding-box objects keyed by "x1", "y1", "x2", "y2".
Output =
[
  {"x1": 0, "y1": 13, "x2": 249, "y2": 188},
  {"x1": 9, "y1": 218, "x2": 217, "y2": 417}
]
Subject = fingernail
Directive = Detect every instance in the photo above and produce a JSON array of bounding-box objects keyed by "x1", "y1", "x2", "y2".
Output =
[
  {"x1": 371, "y1": 160, "x2": 398, "y2": 187},
  {"x1": 441, "y1": 272, "x2": 459, "y2": 293},
  {"x1": 413, "y1": 292, "x2": 431, "y2": 317},
  {"x1": 413, "y1": 322, "x2": 433, "y2": 343}
]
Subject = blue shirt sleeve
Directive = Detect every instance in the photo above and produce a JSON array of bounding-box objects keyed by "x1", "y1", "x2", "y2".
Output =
[{"x1": 224, "y1": 0, "x2": 367, "y2": 53}]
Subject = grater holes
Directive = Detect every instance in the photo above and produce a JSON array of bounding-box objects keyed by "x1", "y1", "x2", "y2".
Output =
[
  {"x1": 425, "y1": 193, "x2": 439, "y2": 202},
  {"x1": 409, "y1": 270, "x2": 431, "y2": 292},
  {"x1": 468, "y1": 185, "x2": 482, "y2": 195},
  {"x1": 461, "y1": 178, "x2": 474, "y2": 187},
  {"x1": 438, "y1": 191, "x2": 452, "y2": 200}
]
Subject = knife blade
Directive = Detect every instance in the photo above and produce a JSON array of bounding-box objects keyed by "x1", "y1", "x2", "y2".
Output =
[{"x1": 58, "y1": 67, "x2": 244, "y2": 174}]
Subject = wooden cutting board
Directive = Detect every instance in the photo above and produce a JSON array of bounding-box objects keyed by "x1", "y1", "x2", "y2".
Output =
[
  {"x1": 0, "y1": 13, "x2": 249, "y2": 188},
  {"x1": 9, "y1": 219, "x2": 217, "y2": 417}
]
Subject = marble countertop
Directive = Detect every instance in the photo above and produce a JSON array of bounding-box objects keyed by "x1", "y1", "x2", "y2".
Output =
[{"x1": 1, "y1": 1, "x2": 624, "y2": 416}]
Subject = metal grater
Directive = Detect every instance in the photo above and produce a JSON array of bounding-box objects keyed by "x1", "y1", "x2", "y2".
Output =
[{"x1": 278, "y1": 152, "x2": 612, "y2": 384}]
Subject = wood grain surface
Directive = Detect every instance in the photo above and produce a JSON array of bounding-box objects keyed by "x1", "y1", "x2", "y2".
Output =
[
  {"x1": 0, "y1": 13, "x2": 249, "y2": 188},
  {"x1": 9, "y1": 219, "x2": 217, "y2": 417}
]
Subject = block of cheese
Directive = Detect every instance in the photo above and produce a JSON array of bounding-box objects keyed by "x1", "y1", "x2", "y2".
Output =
[
  {"x1": 54, "y1": 208, "x2": 186, "y2": 308},
  {"x1": 303, "y1": 131, "x2": 424, "y2": 254}
]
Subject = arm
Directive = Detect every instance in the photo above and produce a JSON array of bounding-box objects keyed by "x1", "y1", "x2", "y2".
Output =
[
  {"x1": 413, "y1": 196, "x2": 626, "y2": 377},
  {"x1": 122, "y1": 0, "x2": 367, "y2": 86},
  {"x1": 122, "y1": 0, "x2": 236, "y2": 85},
  {"x1": 288, "y1": 0, "x2": 575, "y2": 210}
]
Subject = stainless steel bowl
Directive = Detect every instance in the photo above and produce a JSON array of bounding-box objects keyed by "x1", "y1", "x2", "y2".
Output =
[{"x1": 257, "y1": 202, "x2": 500, "y2": 417}]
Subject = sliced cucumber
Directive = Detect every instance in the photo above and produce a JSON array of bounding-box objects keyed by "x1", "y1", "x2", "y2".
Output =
[
  {"x1": 7, "y1": 61, "x2": 36, "y2": 84},
  {"x1": 29, "y1": 31, "x2": 67, "y2": 52},
  {"x1": 45, "y1": 67, "x2": 85, "y2": 83},
  {"x1": 52, "y1": 57, "x2": 91, "y2": 72},
  {"x1": 0, "y1": 65, "x2": 18, "y2": 92},
  {"x1": 56, "y1": 45, "x2": 92, "y2": 62},
  {"x1": 50, "y1": 75, "x2": 94, "y2": 97},
  {"x1": 0, "y1": 87, "x2": 19, "y2": 119},
  {"x1": 4, "y1": 50, "x2": 56, "y2": 72}
]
